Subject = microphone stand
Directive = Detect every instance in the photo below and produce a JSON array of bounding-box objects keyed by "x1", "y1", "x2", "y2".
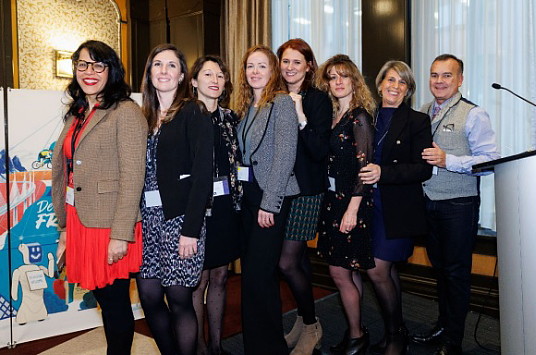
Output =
[{"x1": 492, "y1": 83, "x2": 536, "y2": 107}]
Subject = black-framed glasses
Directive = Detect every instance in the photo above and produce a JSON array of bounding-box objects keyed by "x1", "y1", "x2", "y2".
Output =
[{"x1": 74, "y1": 60, "x2": 108, "y2": 73}]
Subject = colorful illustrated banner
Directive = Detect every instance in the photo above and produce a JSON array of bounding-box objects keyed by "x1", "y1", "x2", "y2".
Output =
[{"x1": 0, "y1": 89, "x2": 144, "y2": 348}]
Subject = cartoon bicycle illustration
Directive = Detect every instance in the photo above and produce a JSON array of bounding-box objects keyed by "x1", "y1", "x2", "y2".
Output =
[{"x1": 31, "y1": 142, "x2": 56, "y2": 170}]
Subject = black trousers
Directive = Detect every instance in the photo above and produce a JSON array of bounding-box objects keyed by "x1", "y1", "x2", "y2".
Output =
[
  {"x1": 92, "y1": 278, "x2": 135, "y2": 355},
  {"x1": 240, "y1": 181, "x2": 291, "y2": 355},
  {"x1": 425, "y1": 195, "x2": 480, "y2": 345}
]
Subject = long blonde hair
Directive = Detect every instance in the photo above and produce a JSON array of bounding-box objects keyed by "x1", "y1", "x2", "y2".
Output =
[
  {"x1": 316, "y1": 54, "x2": 375, "y2": 116},
  {"x1": 235, "y1": 45, "x2": 285, "y2": 118}
]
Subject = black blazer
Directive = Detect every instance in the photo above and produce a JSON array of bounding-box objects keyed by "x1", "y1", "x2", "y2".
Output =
[
  {"x1": 156, "y1": 101, "x2": 213, "y2": 238},
  {"x1": 376, "y1": 102, "x2": 433, "y2": 239},
  {"x1": 294, "y1": 87, "x2": 332, "y2": 195}
]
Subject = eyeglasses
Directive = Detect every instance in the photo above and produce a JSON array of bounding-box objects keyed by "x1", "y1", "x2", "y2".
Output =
[{"x1": 74, "y1": 60, "x2": 108, "y2": 73}]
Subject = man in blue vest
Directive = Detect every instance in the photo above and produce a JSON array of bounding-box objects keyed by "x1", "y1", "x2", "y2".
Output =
[{"x1": 412, "y1": 54, "x2": 499, "y2": 355}]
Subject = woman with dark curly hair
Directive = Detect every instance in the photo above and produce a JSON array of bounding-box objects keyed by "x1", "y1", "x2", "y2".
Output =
[
  {"x1": 52, "y1": 40, "x2": 147, "y2": 355},
  {"x1": 189, "y1": 55, "x2": 242, "y2": 355}
]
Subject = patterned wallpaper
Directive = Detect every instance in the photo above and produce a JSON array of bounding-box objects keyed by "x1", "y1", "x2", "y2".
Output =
[{"x1": 16, "y1": 0, "x2": 120, "y2": 90}]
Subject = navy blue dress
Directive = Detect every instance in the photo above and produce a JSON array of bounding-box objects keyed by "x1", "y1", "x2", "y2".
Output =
[{"x1": 372, "y1": 108, "x2": 414, "y2": 262}]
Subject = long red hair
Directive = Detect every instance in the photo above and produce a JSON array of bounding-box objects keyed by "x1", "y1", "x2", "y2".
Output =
[{"x1": 235, "y1": 45, "x2": 285, "y2": 118}]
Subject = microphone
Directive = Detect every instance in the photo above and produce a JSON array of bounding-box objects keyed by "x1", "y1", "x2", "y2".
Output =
[{"x1": 492, "y1": 83, "x2": 536, "y2": 107}]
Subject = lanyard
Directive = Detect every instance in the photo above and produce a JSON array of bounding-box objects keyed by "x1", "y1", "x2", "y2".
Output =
[
  {"x1": 67, "y1": 105, "x2": 98, "y2": 175},
  {"x1": 213, "y1": 107, "x2": 225, "y2": 177},
  {"x1": 240, "y1": 105, "x2": 261, "y2": 164},
  {"x1": 374, "y1": 110, "x2": 394, "y2": 148}
]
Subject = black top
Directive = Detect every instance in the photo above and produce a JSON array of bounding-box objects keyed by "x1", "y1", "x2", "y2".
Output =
[
  {"x1": 373, "y1": 107, "x2": 397, "y2": 164},
  {"x1": 375, "y1": 102, "x2": 433, "y2": 239},
  {"x1": 293, "y1": 87, "x2": 332, "y2": 195},
  {"x1": 156, "y1": 101, "x2": 214, "y2": 238},
  {"x1": 329, "y1": 107, "x2": 374, "y2": 196}
]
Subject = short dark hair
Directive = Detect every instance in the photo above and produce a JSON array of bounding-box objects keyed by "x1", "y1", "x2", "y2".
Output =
[
  {"x1": 189, "y1": 55, "x2": 233, "y2": 108},
  {"x1": 433, "y1": 54, "x2": 464, "y2": 74},
  {"x1": 65, "y1": 40, "x2": 131, "y2": 120}
]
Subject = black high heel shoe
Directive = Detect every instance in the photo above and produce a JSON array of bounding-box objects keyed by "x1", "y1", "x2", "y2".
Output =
[
  {"x1": 368, "y1": 336, "x2": 387, "y2": 355},
  {"x1": 369, "y1": 326, "x2": 409, "y2": 355},
  {"x1": 330, "y1": 327, "x2": 369, "y2": 355},
  {"x1": 330, "y1": 329, "x2": 349, "y2": 354},
  {"x1": 344, "y1": 330, "x2": 369, "y2": 355},
  {"x1": 387, "y1": 326, "x2": 409, "y2": 355}
]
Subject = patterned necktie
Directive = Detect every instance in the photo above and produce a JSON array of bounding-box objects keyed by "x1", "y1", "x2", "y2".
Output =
[{"x1": 432, "y1": 105, "x2": 441, "y2": 119}]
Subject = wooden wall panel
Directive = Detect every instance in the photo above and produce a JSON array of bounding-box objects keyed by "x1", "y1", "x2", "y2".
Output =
[
  {"x1": 361, "y1": 0, "x2": 410, "y2": 99},
  {"x1": 0, "y1": 0, "x2": 14, "y2": 88},
  {"x1": 129, "y1": 0, "x2": 222, "y2": 89}
]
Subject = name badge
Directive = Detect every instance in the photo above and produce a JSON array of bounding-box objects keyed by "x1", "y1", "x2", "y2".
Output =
[
  {"x1": 144, "y1": 190, "x2": 162, "y2": 207},
  {"x1": 237, "y1": 166, "x2": 253, "y2": 182},
  {"x1": 328, "y1": 176, "x2": 336, "y2": 192},
  {"x1": 26, "y1": 270, "x2": 47, "y2": 291},
  {"x1": 213, "y1": 176, "x2": 230, "y2": 197},
  {"x1": 66, "y1": 186, "x2": 75, "y2": 206},
  {"x1": 432, "y1": 166, "x2": 439, "y2": 175}
]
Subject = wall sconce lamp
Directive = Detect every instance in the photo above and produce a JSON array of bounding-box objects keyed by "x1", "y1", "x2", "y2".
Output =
[{"x1": 55, "y1": 50, "x2": 73, "y2": 78}]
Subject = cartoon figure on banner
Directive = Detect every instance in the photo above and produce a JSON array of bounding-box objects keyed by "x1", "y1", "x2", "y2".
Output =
[
  {"x1": 32, "y1": 142, "x2": 56, "y2": 170},
  {"x1": 11, "y1": 243, "x2": 55, "y2": 324}
]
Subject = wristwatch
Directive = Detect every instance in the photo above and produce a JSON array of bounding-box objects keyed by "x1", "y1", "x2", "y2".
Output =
[{"x1": 298, "y1": 120, "x2": 308, "y2": 130}]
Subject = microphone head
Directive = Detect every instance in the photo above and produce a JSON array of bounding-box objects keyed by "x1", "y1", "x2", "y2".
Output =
[{"x1": 492, "y1": 83, "x2": 502, "y2": 89}]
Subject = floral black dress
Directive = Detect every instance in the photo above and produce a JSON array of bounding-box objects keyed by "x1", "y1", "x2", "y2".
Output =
[{"x1": 317, "y1": 107, "x2": 375, "y2": 270}]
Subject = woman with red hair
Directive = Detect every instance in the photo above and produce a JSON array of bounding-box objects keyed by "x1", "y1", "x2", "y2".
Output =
[{"x1": 236, "y1": 44, "x2": 299, "y2": 355}]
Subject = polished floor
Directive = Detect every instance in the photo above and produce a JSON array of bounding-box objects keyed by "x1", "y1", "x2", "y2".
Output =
[
  {"x1": 225, "y1": 283, "x2": 501, "y2": 354},
  {"x1": 0, "y1": 274, "x2": 500, "y2": 354}
]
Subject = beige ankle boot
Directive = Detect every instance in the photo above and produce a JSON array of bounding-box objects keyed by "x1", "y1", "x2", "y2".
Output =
[
  {"x1": 290, "y1": 318, "x2": 322, "y2": 355},
  {"x1": 285, "y1": 315, "x2": 304, "y2": 348}
]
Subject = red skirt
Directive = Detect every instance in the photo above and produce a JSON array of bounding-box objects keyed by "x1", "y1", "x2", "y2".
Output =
[{"x1": 65, "y1": 204, "x2": 142, "y2": 290}]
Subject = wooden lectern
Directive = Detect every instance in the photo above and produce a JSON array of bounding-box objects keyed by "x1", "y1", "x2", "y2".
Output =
[{"x1": 473, "y1": 151, "x2": 536, "y2": 355}]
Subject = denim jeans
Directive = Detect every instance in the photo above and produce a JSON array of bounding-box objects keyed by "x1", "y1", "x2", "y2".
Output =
[{"x1": 425, "y1": 195, "x2": 480, "y2": 345}]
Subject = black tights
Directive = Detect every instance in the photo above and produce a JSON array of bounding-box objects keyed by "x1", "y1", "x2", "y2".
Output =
[
  {"x1": 136, "y1": 277, "x2": 197, "y2": 355},
  {"x1": 279, "y1": 240, "x2": 316, "y2": 324},
  {"x1": 92, "y1": 278, "x2": 134, "y2": 355},
  {"x1": 192, "y1": 265, "x2": 229, "y2": 354},
  {"x1": 367, "y1": 258, "x2": 404, "y2": 354}
]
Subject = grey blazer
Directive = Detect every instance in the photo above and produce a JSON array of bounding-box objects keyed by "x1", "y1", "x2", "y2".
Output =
[{"x1": 238, "y1": 93, "x2": 300, "y2": 213}]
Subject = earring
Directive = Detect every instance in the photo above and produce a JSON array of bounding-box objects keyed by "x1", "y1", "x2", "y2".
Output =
[{"x1": 192, "y1": 87, "x2": 197, "y2": 96}]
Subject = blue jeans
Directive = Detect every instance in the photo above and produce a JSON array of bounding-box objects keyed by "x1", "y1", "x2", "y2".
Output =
[{"x1": 425, "y1": 195, "x2": 479, "y2": 345}]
